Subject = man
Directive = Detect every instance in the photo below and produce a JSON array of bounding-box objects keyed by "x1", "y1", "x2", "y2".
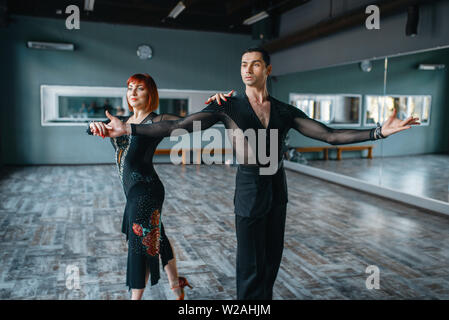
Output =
[{"x1": 96, "y1": 47, "x2": 420, "y2": 299}]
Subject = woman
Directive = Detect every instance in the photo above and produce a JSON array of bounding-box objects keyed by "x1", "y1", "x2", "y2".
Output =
[{"x1": 87, "y1": 73, "x2": 194, "y2": 300}]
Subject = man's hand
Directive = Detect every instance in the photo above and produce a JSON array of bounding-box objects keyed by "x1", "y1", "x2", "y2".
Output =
[
  {"x1": 205, "y1": 90, "x2": 234, "y2": 106},
  {"x1": 381, "y1": 109, "x2": 421, "y2": 137},
  {"x1": 103, "y1": 110, "x2": 129, "y2": 137}
]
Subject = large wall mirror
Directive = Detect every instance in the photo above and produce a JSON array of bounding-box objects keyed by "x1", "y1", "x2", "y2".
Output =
[{"x1": 277, "y1": 46, "x2": 449, "y2": 206}]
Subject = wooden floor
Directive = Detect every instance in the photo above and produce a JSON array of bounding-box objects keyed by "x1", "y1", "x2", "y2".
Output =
[
  {"x1": 306, "y1": 153, "x2": 449, "y2": 203},
  {"x1": 0, "y1": 164, "x2": 448, "y2": 300}
]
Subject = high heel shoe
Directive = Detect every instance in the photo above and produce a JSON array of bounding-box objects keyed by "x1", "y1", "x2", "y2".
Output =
[{"x1": 171, "y1": 276, "x2": 193, "y2": 300}]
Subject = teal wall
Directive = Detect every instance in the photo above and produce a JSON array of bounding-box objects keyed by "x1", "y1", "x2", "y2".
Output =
[
  {"x1": 1, "y1": 15, "x2": 447, "y2": 165},
  {"x1": 271, "y1": 47, "x2": 449, "y2": 159},
  {"x1": 0, "y1": 15, "x2": 254, "y2": 165}
]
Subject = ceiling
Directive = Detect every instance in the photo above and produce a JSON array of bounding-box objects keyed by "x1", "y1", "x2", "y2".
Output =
[{"x1": 4, "y1": 0, "x2": 311, "y2": 35}]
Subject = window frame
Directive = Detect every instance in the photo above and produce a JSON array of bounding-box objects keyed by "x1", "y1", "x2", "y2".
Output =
[{"x1": 40, "y1": 85, "x2": 227, "y2": 127}]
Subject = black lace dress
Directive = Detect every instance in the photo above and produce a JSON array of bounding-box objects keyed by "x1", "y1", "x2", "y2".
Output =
[{"x1": 87, "y1": 112, "x2": 178, "y2": 290}]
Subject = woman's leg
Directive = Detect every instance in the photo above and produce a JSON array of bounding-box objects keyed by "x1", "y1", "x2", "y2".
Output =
[
  {"x1": 131, "y1": 240, "x2": 182, "y2": 299},
  {"x1": 131, "y1": 288, "x2": 144, "y2": 300},
  {"x1": 164, "y1": 240, "x2": 181, "y2": 297},
  {"x1": 131, "y1": 241, "x2": 181, "y2": 300},
  {"x1": 159, "y1": 223, "x2": 186, "y2": 298},
  {"x1": 131, "y1": 266, "x2": 150, "y2": 300}
]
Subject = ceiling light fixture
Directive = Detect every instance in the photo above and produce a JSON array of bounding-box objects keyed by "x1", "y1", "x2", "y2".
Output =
[
  {"x1": 27, "y1": 41, "x2": 75, "y2": 51},
  {"x1": 243, "y1": 11, "x2": 269, "y2": 25},
  {"x1": 418, "y1": 64, "x2": 445, "y2": 70},
  {"x1": 168, "y1": 1, "x2": 186, "y2": 19}
]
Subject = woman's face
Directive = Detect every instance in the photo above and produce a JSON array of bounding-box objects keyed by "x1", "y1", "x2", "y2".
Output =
[{"x1": 127, "y1": 81, "x2": 150, "y2": 111}]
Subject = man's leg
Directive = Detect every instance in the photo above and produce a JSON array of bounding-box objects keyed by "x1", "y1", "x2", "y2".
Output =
[
  {"x1": 235, "y1": 213, "x2": 268, "y2": 300},
  {"x1": 263, "y1": 203, "x2": 287, "y2": 299}
]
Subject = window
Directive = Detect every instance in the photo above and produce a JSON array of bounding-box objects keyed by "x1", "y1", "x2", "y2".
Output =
[
  {"x1": 41, "y1": 85, "x2": 226, "y2": 126},
  {"x1": 41, "y1": 85, "x2": 129, "y2": 126}
]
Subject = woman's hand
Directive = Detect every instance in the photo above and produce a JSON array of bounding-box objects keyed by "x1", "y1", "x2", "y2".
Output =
[
  {"x1": 205, "y1": 90, "x2": 234, "y2": 106},
  {"x1": 103, "y1": 110, "x2": 129, "y2": 137},
  {"x1": 90, "y1": 121, "x2": 109, "y2": 138},
  {"x1": 381, "y1": 109, "x2": 421, "y2": 137}
]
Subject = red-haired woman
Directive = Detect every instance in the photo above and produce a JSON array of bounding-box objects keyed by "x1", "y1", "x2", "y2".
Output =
[{"x1": 87, "y1": 73, "x2": 193, "y2": 300}]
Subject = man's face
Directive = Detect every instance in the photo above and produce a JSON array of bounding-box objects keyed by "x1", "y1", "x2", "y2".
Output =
[{"x1": 241, "y1": 51, "x2": 272, "y2": 87}]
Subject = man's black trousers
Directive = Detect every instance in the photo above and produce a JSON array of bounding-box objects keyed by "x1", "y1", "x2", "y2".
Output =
[{"x1": 235, "y1": 203, "x2": 287, "y2": 300}]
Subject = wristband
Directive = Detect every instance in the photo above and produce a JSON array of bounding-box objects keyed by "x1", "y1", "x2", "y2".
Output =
[
  {"x1": 375, "y1": 122, "x2": 386, "y2": 139},
  {"x1": 87, "y1": 122, "x2": 93, "y2": 135},
  {"x1": 370, "y1": 128, "x2": 376, "y2": 140}
]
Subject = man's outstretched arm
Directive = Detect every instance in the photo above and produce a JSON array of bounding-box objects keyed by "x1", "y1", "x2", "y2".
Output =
[{"x1": 289, "y1": 106, "x2": 420, "y2": 145}]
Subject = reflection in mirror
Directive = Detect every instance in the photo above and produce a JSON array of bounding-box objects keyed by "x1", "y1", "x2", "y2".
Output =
[
  {"x1": 157, "y1": 98, "x2": 188, "y2": 117},
  {"x1": 365, "y1": 95, "x2": 431, "y2": 125},
  {"x1": 57, "y1": 96, "x2": 125, "y2": 122},
  {"x1": 281, "y1": 46, "x2": 449, "y2": 205},
  {"x1": 40, "y1": 85, "x2": 128, "y2": 126},
  {"x1": 41, "y1": 86, "x2": 222, "y2": 126},
  {"x1": 276, "y1": 57, "x2": 387, "y2": 186},
  {"x1": 289, "y1": 94, "x2": 361, "y2": 126},
  {"x1": 379, "y1": 47, "x2": 449, "y2": 204}
]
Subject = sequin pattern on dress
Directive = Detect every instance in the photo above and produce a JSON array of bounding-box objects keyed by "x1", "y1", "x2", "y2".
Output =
[
  {"x1": 112, "y1": 135, "x2": 132, "y2": 183},
  {"x1": 128, "y1": 194, "x2": 162, "y2": 256}
]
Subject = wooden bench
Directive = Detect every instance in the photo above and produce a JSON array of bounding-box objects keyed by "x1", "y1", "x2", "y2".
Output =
[
  {"x1": 294, "y1": 145, "x2": 373, "y2": 160},
  {"x1": 335, "y1": 145, "x2": 373, "y2": 160},
  {"x1": 155, "y1": 148, "x2": 233, "y2": 164}
]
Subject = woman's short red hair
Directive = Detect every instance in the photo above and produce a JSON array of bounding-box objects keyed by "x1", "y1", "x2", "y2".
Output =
[{"x1": 126, "y1": 73, "x2": 159, "y2": 113}]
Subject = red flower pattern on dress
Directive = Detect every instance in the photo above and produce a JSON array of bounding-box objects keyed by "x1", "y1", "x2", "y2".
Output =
[
  {"x1": 132, "y1": 223, "x2": 143, "y2": 236},
  {"x1": 142, "y1": 227, "x2": 160, "y2": 256},
  {"x1": 150, "y1": 209, "x2": 160, "y2": 227}
]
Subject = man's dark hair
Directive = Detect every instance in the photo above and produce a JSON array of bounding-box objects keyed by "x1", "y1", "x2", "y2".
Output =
[{"x1": 242, "y1": 47, "x2": 271, "y2": 67}]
